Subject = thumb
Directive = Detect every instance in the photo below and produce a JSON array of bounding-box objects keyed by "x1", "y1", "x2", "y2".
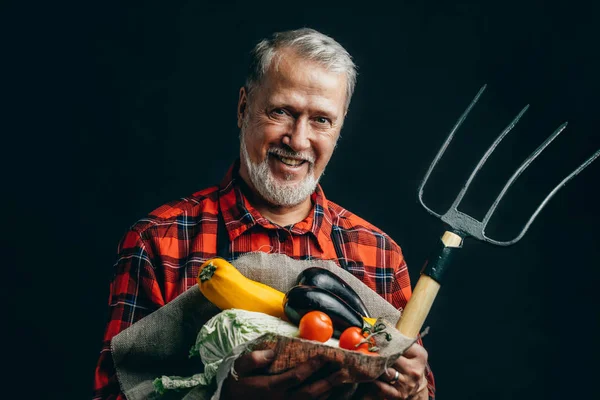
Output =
[{"x1": 233, "y1": 349, "x2": 275, "y2": 377}]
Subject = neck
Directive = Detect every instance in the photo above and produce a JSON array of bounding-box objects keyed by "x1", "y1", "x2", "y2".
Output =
[
  {"x1": 238, "y1": 168, "x2": 313, "y2": 227},
  {"x1": 254, "y1": 197, "x2": 313, "y2": 227}
]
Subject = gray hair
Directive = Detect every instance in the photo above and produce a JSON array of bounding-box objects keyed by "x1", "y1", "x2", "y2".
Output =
[{"x1": 245, "y1": 28, "x2": 358, "y2": 111}]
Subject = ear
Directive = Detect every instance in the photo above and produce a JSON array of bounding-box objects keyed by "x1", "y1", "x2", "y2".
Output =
[{"x1": 237, "y1": 86, "x2": 248, "y2": 129}]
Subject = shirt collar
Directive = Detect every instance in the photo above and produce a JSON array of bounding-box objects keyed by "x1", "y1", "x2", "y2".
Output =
[{"x1": 217, "y1": 160, "x2": 333, "y2": 252}]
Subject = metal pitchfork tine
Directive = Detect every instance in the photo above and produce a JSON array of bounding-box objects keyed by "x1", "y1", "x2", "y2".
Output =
[{"x1": 395, "y1": 85, "x2": 600, "y2": 338}]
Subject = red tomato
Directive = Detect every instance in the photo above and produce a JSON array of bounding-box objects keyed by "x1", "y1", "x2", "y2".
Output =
[
  {"x1": 357, "y1": 347, "x2": 379, "y2": 356},
  {"x1": 339, "y1": 326, "x2": 372, "y2": 351},
  {"x1": 298, "y1": 311, "x2": 334, "y2": 342}
]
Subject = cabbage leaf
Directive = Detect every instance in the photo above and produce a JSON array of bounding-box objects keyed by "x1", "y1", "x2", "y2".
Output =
[{"x1": 153, "y1": 309, "x2": 298, "y2": 394}]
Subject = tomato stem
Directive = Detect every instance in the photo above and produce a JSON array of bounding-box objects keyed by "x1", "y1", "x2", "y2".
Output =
[{"x1": 358, "y1": 321, "x2": 392, "y2": 351}]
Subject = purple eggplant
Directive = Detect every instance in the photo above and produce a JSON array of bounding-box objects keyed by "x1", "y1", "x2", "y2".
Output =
[
  {"x1": 297, "y1": 267, "x2": 371, "y2": 317},
  {"x1": 284, "y1": 285, "x2": 365, "y2": 337}
]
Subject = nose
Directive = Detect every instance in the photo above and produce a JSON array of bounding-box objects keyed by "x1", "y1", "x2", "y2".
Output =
[{"x1": 282, "y1": 118, "x2": 311, "y2": 152}]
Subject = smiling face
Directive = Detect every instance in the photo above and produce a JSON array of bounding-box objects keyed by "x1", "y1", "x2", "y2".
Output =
[{"x1": 238, "y1": 48, "x2": 348, "y2": 207}]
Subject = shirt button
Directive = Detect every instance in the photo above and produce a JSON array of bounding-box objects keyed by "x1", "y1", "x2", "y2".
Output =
[{"x1": 278, "y1": 231, "x2": 287, "y2": 242}]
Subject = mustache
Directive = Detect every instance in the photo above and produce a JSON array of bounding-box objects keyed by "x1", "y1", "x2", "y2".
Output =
[{"x1": 267, "y1": 147, "x2": 316, "y2": 164}]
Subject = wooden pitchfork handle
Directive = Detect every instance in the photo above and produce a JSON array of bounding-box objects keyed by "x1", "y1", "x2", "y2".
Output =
[{"x1": 396, "y1": 231, "x2": 463, "y2": 337}]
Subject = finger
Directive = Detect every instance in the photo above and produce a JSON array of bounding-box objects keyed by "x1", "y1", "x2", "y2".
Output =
[
  {"x1": 381, "y1": 367, "x2": 408, "y2": 386},
  {"x1": 415, "y1": 373, "x2": 429, "y2": 396},
  {"x1": 382, "y1": 362, "x2": 426, "y2": 398},
  {"x1": 392, "y1": 357, "x2": 426, "y2": 389},
  {"x1": 233, "y1": 349, "x2": 275, "y2": 377},
  {"x1": 294, "y1": 369, "x2": 352, "y2": 398},
  {"x1": 372, "y1": 378, "x2": 407, "y2": 399},
  {"x1": 268, "y1": 357, "x2": 327, "y2": 390},
  {"x1": 375, "y1": 376, "x2": 428, "y2": 400},
  {"x1": 400, "y1": 342, "x2": 428, "y2": 360}
]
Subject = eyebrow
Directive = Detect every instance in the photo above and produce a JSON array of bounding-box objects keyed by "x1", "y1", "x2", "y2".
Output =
[{"x1": 267, "y1": 101, "x2": 338, "y2": 120}]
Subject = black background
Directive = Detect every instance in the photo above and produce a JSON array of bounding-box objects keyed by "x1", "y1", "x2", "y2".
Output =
[{"x1": 3, "y1": 1, "x2": 599, "y2": 399}]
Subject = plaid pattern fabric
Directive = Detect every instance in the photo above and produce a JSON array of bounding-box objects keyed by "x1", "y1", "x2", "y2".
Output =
[{"x1": 92, "y1": 162, "x2": 435, "y2": 399}]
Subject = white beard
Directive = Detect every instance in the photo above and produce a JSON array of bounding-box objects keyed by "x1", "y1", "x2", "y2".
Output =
[{"x1": 240, "y1": 128, "x2": 321, "y2": 207}]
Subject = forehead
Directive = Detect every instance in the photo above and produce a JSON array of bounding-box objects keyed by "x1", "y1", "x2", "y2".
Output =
[{"x1": 257, "y1": 49, "x2": 347, "y2": 115}]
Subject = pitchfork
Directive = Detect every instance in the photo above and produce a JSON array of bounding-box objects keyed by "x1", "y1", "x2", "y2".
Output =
[{"x1": 396, "y1": 85, "x2": 600, "y2": 338}]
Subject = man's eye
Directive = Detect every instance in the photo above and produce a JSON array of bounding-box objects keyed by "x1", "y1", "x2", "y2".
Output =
[
  {"x1": 271, "y1": 108, "x2": 286, "y2": 116},
  {"x1": 315, "y1": 117, "x2": 329, "y2": 124}
]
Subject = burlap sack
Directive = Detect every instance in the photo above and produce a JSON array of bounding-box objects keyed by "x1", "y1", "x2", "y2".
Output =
[{"x1": 111, "y1": 252, "x2": 417, "y2": 399}]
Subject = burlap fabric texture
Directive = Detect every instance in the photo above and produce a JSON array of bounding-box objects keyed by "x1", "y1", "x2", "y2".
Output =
[{"x1": 110, "y1": 252, "x2": 418, "y2": 399}]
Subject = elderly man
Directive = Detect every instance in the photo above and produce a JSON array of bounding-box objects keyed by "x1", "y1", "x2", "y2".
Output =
[{"x1": 93, "y1": 28, "x2": 435, "y2": 399}]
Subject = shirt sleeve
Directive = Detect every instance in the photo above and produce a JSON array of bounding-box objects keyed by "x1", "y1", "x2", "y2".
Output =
[
  {"x1": 92, "y1": 230, "x2": 165, "y2": 399},
  {"x1": 394, "y1": 251, "x2": 436, "y2": 400}
]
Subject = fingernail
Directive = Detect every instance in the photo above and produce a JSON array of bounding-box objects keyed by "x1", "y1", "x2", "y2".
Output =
[{"x1": 263, "y1": 349, "x2": 275, "y2": 360}]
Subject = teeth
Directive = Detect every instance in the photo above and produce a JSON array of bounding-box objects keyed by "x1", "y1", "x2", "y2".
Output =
[{"x1": 280, "y1": 156, "x2": 304, "y2": 166}]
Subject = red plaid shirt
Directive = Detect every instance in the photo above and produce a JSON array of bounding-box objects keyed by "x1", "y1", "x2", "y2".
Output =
[{"x1": 93, "y1": 162, "x2": 435, "y2": 399}]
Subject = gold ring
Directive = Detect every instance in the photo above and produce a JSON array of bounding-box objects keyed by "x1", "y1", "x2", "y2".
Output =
[{"x1": 389, "y1": 369, "x2": 400, "y2": 385}]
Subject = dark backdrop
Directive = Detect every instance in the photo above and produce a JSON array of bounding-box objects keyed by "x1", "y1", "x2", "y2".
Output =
[{"x1": 4, "y1": 1, "x2": 599, "y2": 399}]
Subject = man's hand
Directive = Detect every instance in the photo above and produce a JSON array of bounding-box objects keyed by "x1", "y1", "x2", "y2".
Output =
[
  {"x1": 354, "y1": 342, "x2": 429, "y2": 400},
  {"x1": 220, "y1": 349, "x2": 352, "y2": 400}
]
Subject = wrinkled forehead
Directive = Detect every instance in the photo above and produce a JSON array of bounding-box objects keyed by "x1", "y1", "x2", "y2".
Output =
[{"x1": 257, "y1": 49, "x2": 348, "y2": 114}]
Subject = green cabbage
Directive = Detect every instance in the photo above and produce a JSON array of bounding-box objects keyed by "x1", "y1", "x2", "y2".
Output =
[{"x1": 153, "y1": 309, "x2": 299, "y2": 394}]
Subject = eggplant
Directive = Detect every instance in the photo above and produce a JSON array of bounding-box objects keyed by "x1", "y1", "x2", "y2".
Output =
[
  {"x1": 297, "y1": 267, "x2": 371, "y2": 317},
  {"x1": 284, "y1": 285, "x2": 365, "y2": 337}
]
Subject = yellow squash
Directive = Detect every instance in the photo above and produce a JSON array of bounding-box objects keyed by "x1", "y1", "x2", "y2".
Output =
[{"x1": 197, "y1": 257, "x2": 286, "y2": 319}]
